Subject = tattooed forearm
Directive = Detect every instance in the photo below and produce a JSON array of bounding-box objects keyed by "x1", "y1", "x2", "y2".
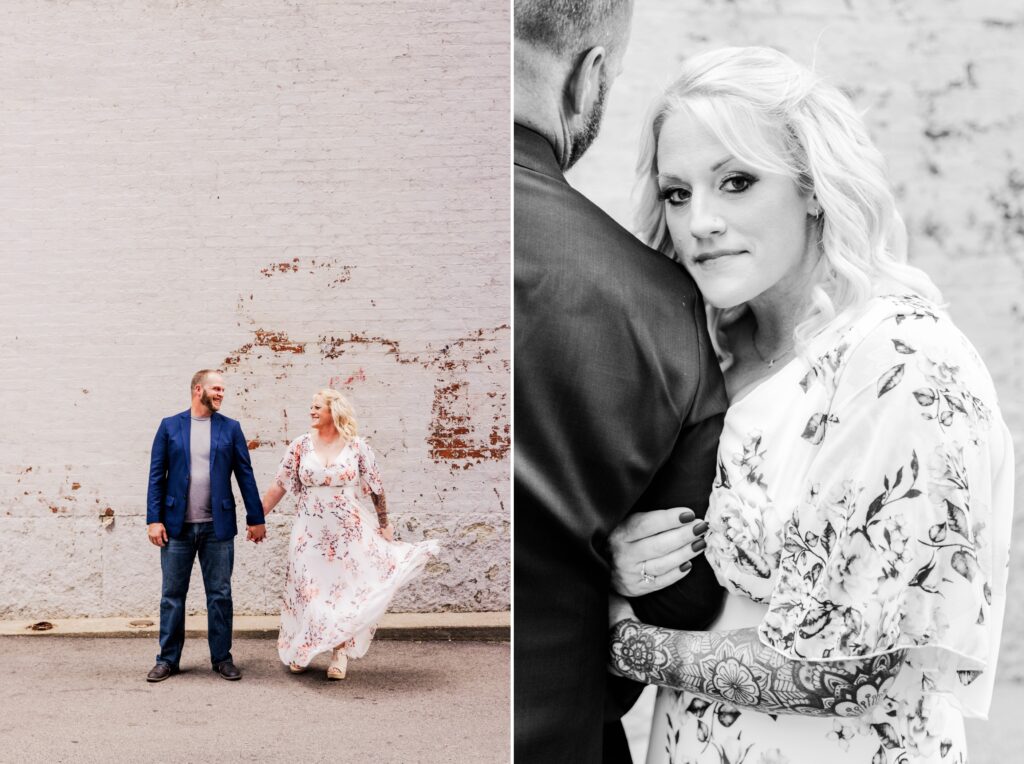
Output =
[
  {"x1": 371, "y1": 490, "x2": 388, "y2": 528},
  {"x1": 609, "y1": 620, "x2": 905, "y2": 717}
]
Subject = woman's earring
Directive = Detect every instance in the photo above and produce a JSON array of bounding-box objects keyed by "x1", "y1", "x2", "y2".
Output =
[{"x1": 809, "y1": 200, "x2": 821, "y2": 217}]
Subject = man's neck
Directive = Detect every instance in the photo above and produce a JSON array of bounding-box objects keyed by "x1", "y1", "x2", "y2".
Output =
[
  {"x1": 514, "y1": 48, "x2": 573, "y2": 170},
  {"x1": 190, "y1": 402, "x2": 212, "y2": 418}
]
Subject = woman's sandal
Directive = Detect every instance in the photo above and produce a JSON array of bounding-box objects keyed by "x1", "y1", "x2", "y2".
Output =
[
  {"x1": 326, "y1": 649, "x2": 347, "y2": 680},
  {"x1": 288, "y1": 662, "x2": 307, "y2": 674}
]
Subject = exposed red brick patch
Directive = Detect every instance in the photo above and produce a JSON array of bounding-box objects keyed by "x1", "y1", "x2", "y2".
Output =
[
  {"x1": 427, "y1": 382, "x2": 510, "y2": 467},
  {"x1": 224, "y1": 329, "x2": 305, "y2": 365},
  {"x1": 71, "y1": 482, "x2": 81, "y2": 490},
  {"x1": 223, "y1": 343, "x2": 253, "y2": 366},
  {"x1": 259, "y1": 258, "x2": 353, "y2": 286},
  {"x1": 247, "y1": 439, "x2": 261, "y2": 450},
  {"x1": 260, "y1": 258, "x2": 300, "y2": 277},
  {"x1": 254, "y1": 329, "x2": 305, "y2": 354},
  {"x1": 319, "y1": 334, "x2": 405, "y2": 361}
]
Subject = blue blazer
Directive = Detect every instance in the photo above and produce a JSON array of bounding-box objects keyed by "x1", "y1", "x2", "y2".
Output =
[{"x1": 146, "y1": 410, "x2": 265, "y2": 541}]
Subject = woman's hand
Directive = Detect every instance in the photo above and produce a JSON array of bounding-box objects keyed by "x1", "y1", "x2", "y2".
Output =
[
  {"x1": 608, "y1": 507, "x2": 708, "y2": 597},
  {"x1": 379, "y1": 523, "x2": 395, "y2": 542}
]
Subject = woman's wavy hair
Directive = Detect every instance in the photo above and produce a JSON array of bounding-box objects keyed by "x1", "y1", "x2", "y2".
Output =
[
  {"x1": 634, "y1": 46, "x2": 940, "y2": 355},
  {"x1": 316, "y1": 388, "x2": 358, "y2": 440}
]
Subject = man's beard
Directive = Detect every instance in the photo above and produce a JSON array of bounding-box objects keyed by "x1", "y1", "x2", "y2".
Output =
[
  {"x1": 200, "y1": 389, "x2": 219, "y2": 412},
  {"x1": 564, "y1": 73, "x2": 609, "y2": 171}
]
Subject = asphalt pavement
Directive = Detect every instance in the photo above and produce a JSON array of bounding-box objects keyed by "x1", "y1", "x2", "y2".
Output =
[{"x1": 0, "y1": 636, "x2": 509, "y2": 763}]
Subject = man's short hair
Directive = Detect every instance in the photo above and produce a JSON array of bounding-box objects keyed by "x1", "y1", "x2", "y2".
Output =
[
  {"x1": 190, "y1": 369, "x2": 221, "y2": 392},
  {"x1": 514, "y1": 0, "x2": 630, "y2": 57}
]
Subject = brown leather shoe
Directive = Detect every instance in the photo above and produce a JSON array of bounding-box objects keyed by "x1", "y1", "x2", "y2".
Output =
[
  {"x1": 146, "y1": 663, "x2": 177, "y2": 682},
  {"x1": 212, "y1": 660, "x2": 241, "y2": 680}
]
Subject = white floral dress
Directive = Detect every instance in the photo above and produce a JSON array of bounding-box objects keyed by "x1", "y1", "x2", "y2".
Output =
[
  {"x1": 648, "y1": 294, "x2": 1013, "y2": 764},
  {"x1": 274, "y1": 434, "x2": 439, "y2": 666}
]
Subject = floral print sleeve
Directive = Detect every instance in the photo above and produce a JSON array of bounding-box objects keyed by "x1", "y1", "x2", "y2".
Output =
[
  {"x1": 354, "y1": 437, "x2": 384, "y2": 497},
  {"x1": 759, "y1": 296, "x2": 1012, "y2": 717},
  {"x1": 274, "y1": 436, "x2": 305, "y2": 495}
]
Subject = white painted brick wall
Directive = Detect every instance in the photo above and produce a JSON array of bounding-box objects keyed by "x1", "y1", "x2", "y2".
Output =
[
  {"x1": 569, "y1": 1, "x2": 1024, "y2": 676},
  {"x1": 0, "y1": 0, "x2": 509, "y2": 618}
]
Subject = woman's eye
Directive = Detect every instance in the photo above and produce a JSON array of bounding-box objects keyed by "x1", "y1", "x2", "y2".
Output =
[
  {"x1": 659, "y1": 187, "x2": 690, "y2": 206},
  {"x1": 722, "y1": 174, "x2": 755, "y2": 193}
]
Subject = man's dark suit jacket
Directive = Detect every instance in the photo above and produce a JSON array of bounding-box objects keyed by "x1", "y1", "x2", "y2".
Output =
[
  {"x1": 146, "y1": 410, "x2": 265, "y2": 541},
  {"x1": 514, "y1": 124, "x2": 728, "y2": 763}
]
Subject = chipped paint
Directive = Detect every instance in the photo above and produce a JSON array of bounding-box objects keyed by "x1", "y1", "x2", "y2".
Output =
[
  {"x1": 260, "y1": 258, "x2": 300, "y2": 277},
  {"x1": 254, "y1": 329, "x2": 304, "y2": 354},
  {"x1": 319, "y1": 333, "x2": 404, "y2": 361},
  {"x1": 224, "y1": 328, "x2": 305, "y2": 364},
  {"x1": 328, "y1": 368, "x2": 367, "y2": 388},
  {"x1": 427, "y1": 382, "x2": 510, "y2": 468},
  {"x1": 259, "y1": 257, "x2": 353, "y2": 286}
]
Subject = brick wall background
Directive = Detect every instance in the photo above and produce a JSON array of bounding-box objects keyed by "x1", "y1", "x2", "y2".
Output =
[
  {"x1": 569, "y1": 1, "x2": 1024, "y2": 677},
  {"x1": 0, "y1": 0, "x2": 509, "y2": 617}
]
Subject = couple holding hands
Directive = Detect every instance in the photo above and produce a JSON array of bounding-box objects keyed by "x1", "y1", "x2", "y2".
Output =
[{"x1": 145, "y1": 369, "x2": 437, "y2": 683}]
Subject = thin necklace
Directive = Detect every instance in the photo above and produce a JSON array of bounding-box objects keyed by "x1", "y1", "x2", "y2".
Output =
[{"x1": 752, "y1": 329, "x2": 794, "y2": 369}]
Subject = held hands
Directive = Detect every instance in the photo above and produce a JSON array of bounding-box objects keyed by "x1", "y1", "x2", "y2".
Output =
[
  {"x1": 147, "y1": 522, "x2": 168, "y2": 547},
  {"x1": 247, "y1": 524, "x2": 267, "y2": 544},
  {"x1": 608, "y1": 507, "x2": 709, "y2": 597},
  {"x1": 379, "y1": 523, "x2": 394, "y2": 542}
]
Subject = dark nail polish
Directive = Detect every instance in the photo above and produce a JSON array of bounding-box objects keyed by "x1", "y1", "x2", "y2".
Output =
[
  {"x1": 693, "y1": 521, "x2": 709, "y2": 536},
  {"x1": 679, "y1": 561, "x2": 692, "y2": 572},
  {"x1": 692, "y1": 538, "x2": 707, "y2": 552},
  {"x1": 679, "y1": 510, "x2": 695, "y2": 523}
]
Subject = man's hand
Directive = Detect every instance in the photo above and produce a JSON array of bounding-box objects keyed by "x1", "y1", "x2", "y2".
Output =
[
  {"x1": 247, "y1": 524, "x2": 266, "y2": 544},
  {"x1": 608, "y1": 507, "x2": 708, "y2": 597},
  {"x1": 147, "y1": 522, "x2": 168, "y2": 547}
]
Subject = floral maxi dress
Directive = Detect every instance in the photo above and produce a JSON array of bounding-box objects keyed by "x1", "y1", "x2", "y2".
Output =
[
  {"x1": 274, "y1": 434, "x2": 439, "y2": 666},
  {"x1": 647, "y1": 294, "x2": 1013, "y2": 764}
]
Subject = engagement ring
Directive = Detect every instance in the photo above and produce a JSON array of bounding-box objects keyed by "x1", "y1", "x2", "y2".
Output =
[{"x1": 640, "y1": 561, "x2": 655, "y2": 584}]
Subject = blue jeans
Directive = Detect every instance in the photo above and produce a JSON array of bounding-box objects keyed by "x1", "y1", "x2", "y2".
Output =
[{"x1": 157, "y1": 522, "x2": 234, "y2": 668}]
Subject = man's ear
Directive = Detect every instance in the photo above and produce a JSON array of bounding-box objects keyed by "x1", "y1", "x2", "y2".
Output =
[{"x1": 566, "y1": 46, "x2": 606, "y2": 118}]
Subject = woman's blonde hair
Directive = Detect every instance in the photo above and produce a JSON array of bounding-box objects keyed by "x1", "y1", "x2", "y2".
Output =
[
  {"x1": 634, "y1": 46, "x2": 940, "y2": 354},
  {"x1": 315, "y1": 388, "x2": 358, "y2": 440}
]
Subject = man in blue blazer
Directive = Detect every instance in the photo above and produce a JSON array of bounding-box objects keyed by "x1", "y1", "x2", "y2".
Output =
[{"x1": 145, "y1": 369, "x2": 266, "y2": 682}]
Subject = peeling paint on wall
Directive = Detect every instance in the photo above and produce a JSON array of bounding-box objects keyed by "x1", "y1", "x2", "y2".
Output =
[
  {"x1": 259, "y1": 257, "x2": 353, "y2": 286},
  {"x1": 427, "y1": 381, "x2": 510, "y2": 469}
]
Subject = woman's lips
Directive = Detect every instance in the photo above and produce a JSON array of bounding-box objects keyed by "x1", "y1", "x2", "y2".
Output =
[{"x1": 693, "y1": 249, "x2": 745, "y2": 265}]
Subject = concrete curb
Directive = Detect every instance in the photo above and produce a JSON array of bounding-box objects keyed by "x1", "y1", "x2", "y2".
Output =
[{"x1": 0, "y1": 611, "x2": 510, "y2": 641}]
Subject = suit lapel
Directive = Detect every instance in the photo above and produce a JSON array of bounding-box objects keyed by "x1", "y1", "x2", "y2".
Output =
[
  {"x1": 210, "y1": 413, "x2": 222, "y2": 474},
  {"x1": 178, "y1": 411, "x2": 191, "y2": 473}
]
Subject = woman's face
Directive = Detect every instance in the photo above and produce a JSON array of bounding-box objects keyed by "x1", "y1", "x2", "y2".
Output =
[
  {"x1": 310, "y1": 396, "x2": 332, "y2": 430},
  {"x1": 656, "y1": 109, "x2": 818, "y2": 310}
]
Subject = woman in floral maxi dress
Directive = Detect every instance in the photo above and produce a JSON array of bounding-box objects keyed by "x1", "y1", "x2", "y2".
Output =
[
  {"x1": 262, "y1": 389, "x2": 439, "y2": 679},
  {"x1": 606, "y1": 48, "x2": 1012, "y2": 763}
]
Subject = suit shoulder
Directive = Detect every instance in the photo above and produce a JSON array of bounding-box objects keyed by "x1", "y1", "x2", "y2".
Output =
[
  {"x1": 516, "y1": 170, "x2": 696, "y2": 298},
  {"x1": 158, "y1": 411, "x2": 186, "y2": 427}
]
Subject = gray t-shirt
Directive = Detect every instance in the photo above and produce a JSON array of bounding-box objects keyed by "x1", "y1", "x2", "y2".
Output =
[{"x1": 185, "y1": 415, "x2": 213, "y2": 523}]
